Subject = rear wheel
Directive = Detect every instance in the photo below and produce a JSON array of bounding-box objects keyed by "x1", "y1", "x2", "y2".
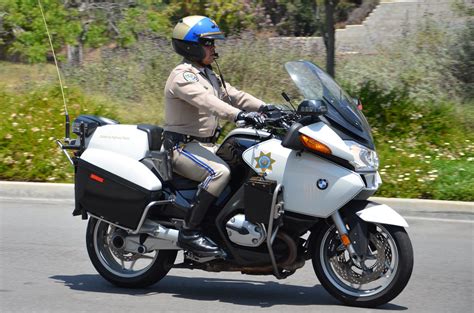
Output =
[
  {"x1": 86, "y1": 217, "x2": 177, "y2": 288},
  {"x1": 312, "y1": 222, "x2": 413, "y2": 307}
]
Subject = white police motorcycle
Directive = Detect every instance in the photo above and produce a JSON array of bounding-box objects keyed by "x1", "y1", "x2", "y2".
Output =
[{"x1": 58, "y1": 60, "x2": 413, "y2": 308}]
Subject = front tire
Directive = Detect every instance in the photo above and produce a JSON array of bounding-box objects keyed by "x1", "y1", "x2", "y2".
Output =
[
  {"x1": 312, "y1": 222, "x2": 413, "y2": 307},
  {"x1": 86, "y1": 217, "x2": 177, "y2": 288}
]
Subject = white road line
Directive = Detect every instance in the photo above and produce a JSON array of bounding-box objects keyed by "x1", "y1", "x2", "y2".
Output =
[
  {"x1": 0, "y1": 197, "x2": 73, "y2": 203},
  {"x1": 404, "y1": 216, "x2": 474, "y2": 224}
]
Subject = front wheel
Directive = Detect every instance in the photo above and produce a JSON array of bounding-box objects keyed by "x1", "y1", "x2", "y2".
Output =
[
  {"x1": 312, "y1": 222, "x2": 413, "y2": 307},
  {"x1": 86, "y1": 217, "x2": 177, "y2": 288}
]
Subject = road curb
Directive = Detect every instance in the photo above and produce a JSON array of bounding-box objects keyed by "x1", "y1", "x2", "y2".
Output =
[
  {"x1": 1, "y1": 181, "x2": 473, "y2": 213},
  {"x1": 369, "y1": 197, "x2": 473, "y2": 214},
  {"x1": 0, "y1": 181, "x2": 74, "y2": 200}
]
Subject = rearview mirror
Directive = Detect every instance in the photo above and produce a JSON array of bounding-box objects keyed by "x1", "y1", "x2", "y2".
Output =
[{"x1": 297, "y1": 100, "x2": 328, "y2": 116}]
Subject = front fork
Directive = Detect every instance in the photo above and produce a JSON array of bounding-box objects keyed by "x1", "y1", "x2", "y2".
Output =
[{"x1": 331, "y1": 211, "x2": 363, "y2": 265}]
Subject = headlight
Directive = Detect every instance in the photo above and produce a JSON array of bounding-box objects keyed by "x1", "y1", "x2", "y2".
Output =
[{"x1": 345, "y1": 141, "x2": 379, "y2": 171}]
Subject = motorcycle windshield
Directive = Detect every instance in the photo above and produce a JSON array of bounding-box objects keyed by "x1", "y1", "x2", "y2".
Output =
[{"x1": 285, "y1": 61, "x2": 374, "y2": 149}]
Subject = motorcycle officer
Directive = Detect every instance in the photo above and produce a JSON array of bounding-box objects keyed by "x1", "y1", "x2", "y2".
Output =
[{"x1": 164, "y1": 16, "x2": 269, "y2": 257}]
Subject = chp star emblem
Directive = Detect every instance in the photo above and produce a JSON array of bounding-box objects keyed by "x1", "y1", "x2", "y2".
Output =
[{"x1": 254, "y1": 151, "x2": 276, "y2": 173}]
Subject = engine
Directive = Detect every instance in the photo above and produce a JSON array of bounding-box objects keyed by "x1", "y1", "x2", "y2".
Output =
[{"x1": 225, "y1": 214, "x2": 266, "y2": 247}]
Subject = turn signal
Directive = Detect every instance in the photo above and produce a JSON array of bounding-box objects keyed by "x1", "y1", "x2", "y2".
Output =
[{"x1": 299, "y1": 134, "x2": 332, "y2": 155}]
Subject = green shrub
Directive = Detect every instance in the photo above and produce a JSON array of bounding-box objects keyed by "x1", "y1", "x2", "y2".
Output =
[
  {"x1": 375, "y1": 139, "x2": 474, "y2": 201},
  {"x1": 337, "y1": 17, "x2": 474, "y2": 200},
  {"x1": 345, "y1": 80, "x2": 474, "y2": 200},
  {"x1": 0, "y1": 85, "x2": 117, "y2": 182}
]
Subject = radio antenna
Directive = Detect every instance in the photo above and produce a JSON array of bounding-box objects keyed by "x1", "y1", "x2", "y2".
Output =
[
  {"x1": 37, "y1": 0, "x2": 70, "y2": 141},
  {"x1": 213, "y1": 59, "x2": 233, "y2": 105}
]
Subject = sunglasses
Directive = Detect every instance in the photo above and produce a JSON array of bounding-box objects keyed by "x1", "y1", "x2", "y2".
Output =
[{"x1": 200, "y1": 39, "x2": 215, "y2": 47}]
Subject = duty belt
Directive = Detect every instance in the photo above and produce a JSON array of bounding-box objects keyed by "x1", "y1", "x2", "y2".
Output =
[{"x1": 163, "y1": 131, "x2": 214, "y2": 145}]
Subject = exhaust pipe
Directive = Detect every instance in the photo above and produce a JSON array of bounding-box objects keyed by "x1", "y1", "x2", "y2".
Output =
[
  {"x1": 136, "y1": 221, "x2": 181, "y2": 250},
  {"x1": 154, "y1": 224, "x2": 179, "y2": 242}
]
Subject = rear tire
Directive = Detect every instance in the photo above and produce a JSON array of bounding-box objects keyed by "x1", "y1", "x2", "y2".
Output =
[
  {"x1": 86, "y1": 217, "x2": 177, "y2": 288},
  {"x1": 312, "y1": 222, "x2": 413, "y2": 307}
]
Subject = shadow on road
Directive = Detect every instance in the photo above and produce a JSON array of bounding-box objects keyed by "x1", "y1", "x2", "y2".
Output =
[{"x1": 50, "y1": 274, "x2": 407, "y2": 310}]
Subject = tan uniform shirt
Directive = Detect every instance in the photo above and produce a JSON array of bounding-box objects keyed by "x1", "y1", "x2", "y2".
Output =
[{"x1": 164, "y1": 60, "x2": 264, "y2": 138}]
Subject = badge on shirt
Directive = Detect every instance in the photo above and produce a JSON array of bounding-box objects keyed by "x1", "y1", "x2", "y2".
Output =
[{"x1": 183, "y1": 72, "x2": 199, "y2": 82}]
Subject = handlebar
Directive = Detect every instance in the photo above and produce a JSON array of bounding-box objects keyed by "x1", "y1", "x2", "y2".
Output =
[{"x1": 235, "y1": 108, "x2": 299, "y2": 131}]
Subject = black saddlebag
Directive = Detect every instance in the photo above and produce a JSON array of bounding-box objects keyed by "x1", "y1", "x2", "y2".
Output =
[
  {"x1": 74, "y1": 158, "x2": 161, "y2": 230},
  {"x1": 244, "y1": 176, "x2": 277, "y2": 224}
]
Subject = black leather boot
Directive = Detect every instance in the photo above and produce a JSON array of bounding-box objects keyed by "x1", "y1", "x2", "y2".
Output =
[{"x1": 178, "y1": 189, "x2": 224, "y2": 257}]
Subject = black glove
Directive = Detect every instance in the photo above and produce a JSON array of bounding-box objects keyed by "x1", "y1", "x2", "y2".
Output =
[
  {"x1": 258, "y1": 104, "x2": 282, "y2": 119},
  {"x1": 236, "y1": 111, "x2": 265, "y2": 127},
  {"x1": 258, "y1": 104, "x2": 278, "y2": 113}
]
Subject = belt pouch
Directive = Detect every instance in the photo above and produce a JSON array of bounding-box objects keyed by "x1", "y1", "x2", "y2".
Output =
[{"x1": 149, "y1": 150, "x2": 173, "y2": 182}]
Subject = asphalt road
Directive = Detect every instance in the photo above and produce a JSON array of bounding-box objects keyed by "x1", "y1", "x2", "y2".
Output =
[{"x1": 0, "y1": 197, "x2": 472, "y2": 313}]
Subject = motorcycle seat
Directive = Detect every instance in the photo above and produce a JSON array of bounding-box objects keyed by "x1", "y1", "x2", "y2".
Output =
[
  {"x1": 169, "y1": 173, "x2": 200, "y2": 190},
  {"x1": 138, "y1": 124, "x2": 164, "y2": 151}
]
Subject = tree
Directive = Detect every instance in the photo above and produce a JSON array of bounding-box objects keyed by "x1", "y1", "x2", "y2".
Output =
[
  {"x1": 1, "y1": 0, "x2": 82, "y2": 63},
  {"x1": 63, "y1": 1, "x2": 171, "y2": 65},
  {"x1": 0, "y1": 0, "x2": 368, "y2": 65},
  {"x1": 318, "y1": 0, "x2": 363, "y2": 77},
  {"x1": 0, "y1": 0, "x2": 171, "y2": 64},
  {"x1": 323, "y1": 0, "x2": 338, "y2": 77},
  {"x1": 167, "y1": 0, "x2": 260, "y2": 35},
  {"x1": 259, "y1": 0, "x2": 319, "y2": 36}
]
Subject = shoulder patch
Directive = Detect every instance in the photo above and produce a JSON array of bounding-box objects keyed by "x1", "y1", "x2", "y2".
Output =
[{"x1": 183, "y1": 72, "x2": 199, "y2": 82}]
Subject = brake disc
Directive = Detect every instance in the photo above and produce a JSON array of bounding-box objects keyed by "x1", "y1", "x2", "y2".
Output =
[{"x1": 329, "y1": 230, "x2": 392, "y2": 284}]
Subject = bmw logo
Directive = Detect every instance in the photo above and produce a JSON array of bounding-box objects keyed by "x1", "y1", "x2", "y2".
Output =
[{"x1": 317, "y1": 179, "x2": 328, "y2": 190}]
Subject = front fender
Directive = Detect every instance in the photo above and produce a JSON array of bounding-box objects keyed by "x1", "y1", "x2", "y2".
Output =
[{"x1": 342, "y1": 200, "x2": 409, "y2": 228}]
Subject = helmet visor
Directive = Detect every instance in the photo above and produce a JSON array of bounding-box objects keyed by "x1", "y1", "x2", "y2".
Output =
[{"x1": 199, "y1": 32, "x2": 225, "y2": 40}]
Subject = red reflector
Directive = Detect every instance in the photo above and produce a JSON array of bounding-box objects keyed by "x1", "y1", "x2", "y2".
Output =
[{"x1": 90, "y1": 173, "x2": 104, "y2": 183}]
